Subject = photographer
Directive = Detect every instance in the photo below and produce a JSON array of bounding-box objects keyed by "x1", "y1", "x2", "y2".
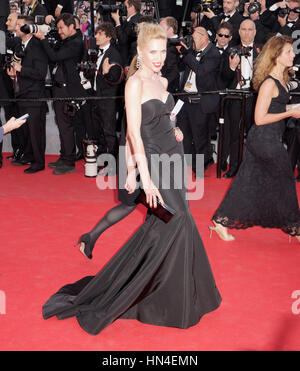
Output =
[
  {"x1": 176, "y1": 26, "x2": 221, "y2": 175},
  {"x1": 242, "y1": 0, "x2": 276, "y2": 44},
  {"x1": 203, "y1": 0, "x2": 244, "y2": 45},
  {"x1": 270, "y1": 0, "x2": 300, "y2": 40},
  {"x1": 159, "y1": 16, "x2": 181, "y2": 94},
  {"x1": 88, "y1": 22, "x2": 124, "y2": 160},
  {"x1": 22, "y1": 0, "x2": 48, "y2": 17},
  {"x1": 43, "y1": 1, "x2": 74, "y2": 18},
  {"x1": 220, "y1": 19, "x2": 261, "y2": 178},
  {"x1": 1, "y1": 12, "x2": 23, "y2": 163},
  {"x1": 111, "y1": 0, "x2": 143, "y2": 68},
  {"x1": 6, "y1": 15, "x2": 48, "y2": 174},
  {"x1": 35, "y1": 13, "x2": 86, "y2": 175},
  {"x1": 215, "y1": 21, "x2": 233, "y2": 54}
]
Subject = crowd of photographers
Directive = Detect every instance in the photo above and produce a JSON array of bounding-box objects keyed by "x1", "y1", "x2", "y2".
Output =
[{"x1": 0, "y1": 0, "x2": 299, "y2": 180}]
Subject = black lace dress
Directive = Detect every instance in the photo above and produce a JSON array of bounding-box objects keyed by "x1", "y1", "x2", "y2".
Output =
[
  {"x1": 213, "y1": 76, "x2": 300, "y2": 236},
  {"x1": 42, "y1": 94, "x2": 221, "y2": 335}
]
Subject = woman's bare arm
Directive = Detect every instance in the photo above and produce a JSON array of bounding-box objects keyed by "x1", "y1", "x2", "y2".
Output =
[
  {"x1": 125, "y1": 76, "x2": 164, "y2": 207},
  {"x1": 255, "y1": 78, "x2": 300, "y2": 125}
]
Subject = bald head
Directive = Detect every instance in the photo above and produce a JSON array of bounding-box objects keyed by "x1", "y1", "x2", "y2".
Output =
[
  {"x1": 6, "y1": 12, "x2": 18, "y2": 32},
  {"x1": 239, "y1": 19, "x2": 256, "y2": 46}
]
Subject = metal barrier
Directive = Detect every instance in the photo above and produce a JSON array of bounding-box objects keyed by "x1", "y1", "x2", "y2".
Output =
[{"x1": 1, "y1": 89, "x2": 299, "y2": 178}]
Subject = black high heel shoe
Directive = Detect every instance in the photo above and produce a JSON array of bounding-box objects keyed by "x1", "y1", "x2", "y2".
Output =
[{"x1": 75, "y1": 233, "x2": 94, "y2": 259}]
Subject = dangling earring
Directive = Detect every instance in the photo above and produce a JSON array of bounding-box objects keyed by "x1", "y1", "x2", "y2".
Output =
[{"x1": 136, "y1": 55, "x2": 142, "y2": 69}]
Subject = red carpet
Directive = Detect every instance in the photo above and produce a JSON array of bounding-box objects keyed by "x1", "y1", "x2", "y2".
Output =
[{"x1": 0, "y1": 154, "x2": 300, "y2": 351}]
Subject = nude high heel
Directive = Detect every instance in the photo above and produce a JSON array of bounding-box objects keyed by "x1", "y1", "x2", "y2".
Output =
[
  {"x1": 289, "y1": 235, "x2": 300, "y2": 244},
  {"x1": 209, "y1": 221, "x2": 235, "y2": 242},
  {"x1": 75, "y1": 233, "x2": 93, "y2": 259}
]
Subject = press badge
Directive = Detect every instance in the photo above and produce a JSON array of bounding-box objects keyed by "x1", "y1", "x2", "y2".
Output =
[{"x1": 184, "y1": 81, "x2": 193, "y2": 91}]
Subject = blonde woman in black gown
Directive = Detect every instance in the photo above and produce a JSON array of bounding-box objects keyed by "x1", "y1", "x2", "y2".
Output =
[
  {"x1": 42, "y1": 23, "x2": 221, "y2": 335},
  {"x1": 210, "y1": 35, "x2": 300, "y2": 243}
]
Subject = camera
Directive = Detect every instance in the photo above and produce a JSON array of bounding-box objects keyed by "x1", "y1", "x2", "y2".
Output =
[
  {"x1": 168, "y1": 35, "x2": 194, "y2": 49},
  {"x1": 279, "y1": 5, "x2": 300, "y2": 17},
  {"x1": 77, "y1": 48, "x2": 98, "y2": 80},
  {"x1": 4, "y1": 44, "x2": 25, "y2": 69},
  {"x1": 248, "y1": 2, "x2": 262, "y2": 14},
  {"x1": 192, "y1": 0, "x2": 222, "y2": 13},
  {"x1": 20, "y1": 15, "x2": 49, "y2": 34},
  {"x1": 291, "y1": 64, "x2": 300, "y2": 80},
  {"x1": 180, "y1": 21, "x2": 194, "y2": 37},
  {"x1": 140, "y1": 0, "x2": 156, "y2": 16},
  {"x1": 278, "y1": 7, "x2": 290, "y2": 17},
  {"x1": 229, "y1": 46, "x2": 252, "y2": 58},
  {"x1": 20, "y1": 16, "x2": 60, "y2": 46},
  {"x1": 97, "y1": 2, "x2": 127, "y2": 17},
  {"x1": 63, "y1": 100, "x2": 83, "y2": 117}
]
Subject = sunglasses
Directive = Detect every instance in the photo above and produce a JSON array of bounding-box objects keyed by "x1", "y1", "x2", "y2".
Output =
[{"x1": 217, "y1": 33, "x2": 231, "y2": 38}]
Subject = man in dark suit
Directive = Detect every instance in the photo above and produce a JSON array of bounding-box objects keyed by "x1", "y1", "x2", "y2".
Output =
[
  {"x1": 7, "y1": 15, "x2": 48, "y2": 173},
  {"x1": 160, "y1": 16, "x2": 181, "y2": 94},
  {"x1": 0, "y1": 12, "x2": 23, "y2": 165},
  {"x1": 112, "y1": 0, "x2": 143, "y2": 67},
  {"x1": 177, "y1": 26, "x2": 221, "y2": 175},
  {"x1": 220, "y1": 19, "x2": 261, "y2": 178},
  {"x1": 0, "y1": 0, "x2": 9, "y2": 31},
  {"x1": 36, "y1": 12, "x2": 86, "y2": 175},
  {"x1": 43, "y1": 0, "x2": 74, "y2": 17},
  {"x1": 204, "y1": 0, "x2": 243, "y2": 45},
  {"x1": 22, "y1": 0, "x2": 48, "y2": 17},
  {"x1": 91, "y1": 22, "x2": 124, "y2": 160}
]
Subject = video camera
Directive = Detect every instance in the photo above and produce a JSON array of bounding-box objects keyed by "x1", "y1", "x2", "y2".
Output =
[
  {"x1": 97, "y1": 1, "x2": 127, "y2": 17},
  {"x1": 229, "y1": 46, "x2": 252, "y2": 58},
  {"x1": 192, "y1": 0, "x2": 222, "y2": 14}
]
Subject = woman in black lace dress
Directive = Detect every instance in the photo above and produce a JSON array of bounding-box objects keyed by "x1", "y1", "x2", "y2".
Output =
[{"x1": 210, "y1": 35, "x2": 300, "y2": 242}]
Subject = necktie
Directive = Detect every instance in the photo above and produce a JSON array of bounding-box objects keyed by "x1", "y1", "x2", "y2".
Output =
[{"x1": 98, "y1": 48, "x2": 104, "y2": 56}]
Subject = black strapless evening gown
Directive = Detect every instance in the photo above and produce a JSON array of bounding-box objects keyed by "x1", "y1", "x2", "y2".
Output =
[
  {"x1": 213, "y1": 76, "x2": 300, "y2": 236},
  {"x1": 42, "y1": 94, "x2": 221, "y2": 335}
]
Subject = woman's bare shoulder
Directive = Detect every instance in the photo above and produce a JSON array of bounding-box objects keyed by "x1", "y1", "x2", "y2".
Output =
[
  {"x1": 259, "y1": 77, "x2": 277, "y2": 91},
  {"x1": 126, "y1": 74, "x2": 142, "y2": 89},
  {"x1": 160, "y1": 76, "x2": 168, "y2": 90},
  {"x1": 258, "y1": 77, "x2": 278, "y2": 97}
]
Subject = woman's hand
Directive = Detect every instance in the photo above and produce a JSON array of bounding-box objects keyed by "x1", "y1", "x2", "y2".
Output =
[
  {"x1": 143, "y1": 180, "x2": 164, "y2": 208},
  {"x1": 125, "y1": 169, "x2": 137, "y2": 194},
  {"x1": 290, "y1": 106, "x2": 300, "y2": 119},
  {"x1": 3, "y1": 116, "x2": 27, "y2": 135},
  {"x1": 174, "y1": 127, "x2": 183, "y2": 142}
]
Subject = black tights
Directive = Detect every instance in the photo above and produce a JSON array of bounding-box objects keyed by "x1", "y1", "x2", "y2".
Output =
[{"x1": 88, "y1": 203, "x2": 136, "y2": 252}]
